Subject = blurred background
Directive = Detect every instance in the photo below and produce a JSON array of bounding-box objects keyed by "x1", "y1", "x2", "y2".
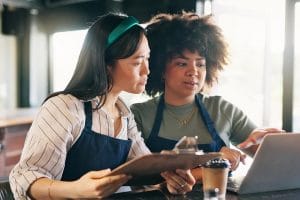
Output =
[{"x1": 0, "y1": 0, "x2": 299, "y2": 131}]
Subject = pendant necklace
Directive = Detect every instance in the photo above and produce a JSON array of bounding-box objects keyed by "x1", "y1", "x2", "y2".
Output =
[{"x1": 166, "y1": 107, "x2": 197, "y2": 126}]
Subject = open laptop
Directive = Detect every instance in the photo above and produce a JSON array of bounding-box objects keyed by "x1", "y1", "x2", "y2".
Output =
[{"x1": 227, "y1": 133, "x2": 300, "y2": 194}]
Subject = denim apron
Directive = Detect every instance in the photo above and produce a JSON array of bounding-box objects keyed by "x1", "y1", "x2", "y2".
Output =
[
  {"x1": 146, "y1": 94, "x2": 226, "y2": 153},
  {"x1": 61, "y1": 101, "x2": 132, "y2": 181}
]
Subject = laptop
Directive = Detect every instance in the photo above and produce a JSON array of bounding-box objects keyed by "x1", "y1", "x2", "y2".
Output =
[{"x1": 227, "y1": 133, "x2": 300, "y2": 194}]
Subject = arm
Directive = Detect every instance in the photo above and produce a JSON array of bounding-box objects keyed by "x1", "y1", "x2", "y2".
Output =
[
  {"x1": 10, "y1": 95, "x2": 134, "y2": 199},
  {"x1": 126, "y1": 111, "x2": 151, "y2": 159},
  {"x1": 29, "y1": 170, "x2": 131, "y2": 199},
  {"x1": 206, "y1": 97, "x2": 254, "y2": 170},
  {"x1": 9, "y1": 95, "x2": 84, "y2": 199}
]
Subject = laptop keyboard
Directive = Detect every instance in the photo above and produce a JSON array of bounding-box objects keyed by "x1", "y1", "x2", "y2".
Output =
[{"x1": 227, "y1": 176, "x2": 245, "y2": 192}]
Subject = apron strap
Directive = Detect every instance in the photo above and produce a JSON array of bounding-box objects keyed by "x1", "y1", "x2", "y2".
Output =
[{"x1": 83, "y1": 101, "x2": 93, "y2": 130}]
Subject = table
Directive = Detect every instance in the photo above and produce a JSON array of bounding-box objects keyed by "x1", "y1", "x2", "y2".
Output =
[
  {"x1": 0, "y1": 108, "x2": 37, "y2": 177},
  {"x1": 107, "y1": 184, "x2": 300, "y2": 200}
]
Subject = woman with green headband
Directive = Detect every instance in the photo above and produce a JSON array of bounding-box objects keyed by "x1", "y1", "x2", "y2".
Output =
[{"x1": 9, "y1": 13, "x2": 195, "y2": 199}]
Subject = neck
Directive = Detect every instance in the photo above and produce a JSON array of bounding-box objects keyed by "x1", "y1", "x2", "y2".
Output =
[
  {"x1": 164, "y1": 92, "x2": 195, "y2": 106},
  {"x1": 102, "y1": 91, "x2": 120, "y2": 116}
]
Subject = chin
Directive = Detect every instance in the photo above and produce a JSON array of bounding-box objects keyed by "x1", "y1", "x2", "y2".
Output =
[
  {"x1": 127, "y1": 88, "x2": 145, "y2": 94},
  {"x1": 182, "y1": 90, "x2": 197, "y2": 97}
]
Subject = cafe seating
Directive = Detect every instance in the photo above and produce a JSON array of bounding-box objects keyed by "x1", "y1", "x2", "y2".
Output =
[{"x1": 0, "y1": 178, "x2": 14, "y2": 200}]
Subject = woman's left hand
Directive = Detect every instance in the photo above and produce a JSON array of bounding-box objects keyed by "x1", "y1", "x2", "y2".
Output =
[
  {"x1": 161, "y1": 169, "x2": 196, "y2": 195},
  {"x1": 237, "y1": 128, "x2": 285, "y2": 149},
  {"x1": 220, "y1": 146, "x2": 246, "y2": 171}
]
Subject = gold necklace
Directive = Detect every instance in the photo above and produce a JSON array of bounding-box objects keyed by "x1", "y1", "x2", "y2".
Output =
[{"x1": 166, "y1": 107, "x2": 197, "y2": 126}]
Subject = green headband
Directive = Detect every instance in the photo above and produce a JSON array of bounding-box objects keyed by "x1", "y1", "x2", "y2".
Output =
[{"x1": 106, "y1": 16, "x2": 139, "y2": 48}]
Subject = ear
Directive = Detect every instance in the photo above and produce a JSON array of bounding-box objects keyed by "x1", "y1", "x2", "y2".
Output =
[
  {"x1": 106, "y1": 65, "x2": 113, "y2": 74},
  {"x1": 106, "y1": 65, "x2": 114, "y2": 83},
  {"x1": 106, "y1": 65, "x2": 114, "y2": 87}
]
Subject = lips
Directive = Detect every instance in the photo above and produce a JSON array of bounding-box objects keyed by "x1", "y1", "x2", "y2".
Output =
[
  {"x1": 139, "y1": 79, "x2": 147, "y2": 86},
  {"x1": 184, "y1": 80, "x2": 199, "y2": 86}
]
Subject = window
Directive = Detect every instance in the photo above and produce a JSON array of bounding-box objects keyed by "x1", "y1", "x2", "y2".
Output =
[
  {"x1": 51, "y1": 30, "x2": 87, "y2": 92},
  {"x1": 212, "y1": 0, "x2": 285, "y2": 128},
  {"x1": 0, "y1": 35, "x2": 17, "y2": 109},
  {"x1": 294, "y1": 2, "x2": 300, "y2": 131}
]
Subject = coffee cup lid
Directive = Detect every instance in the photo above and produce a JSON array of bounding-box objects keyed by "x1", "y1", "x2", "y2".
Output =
[{"x1": 203, "y1": 158, "x2": 230, "y2": 168}]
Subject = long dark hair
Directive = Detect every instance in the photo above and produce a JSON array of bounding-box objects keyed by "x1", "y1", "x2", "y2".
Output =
[
  {"x1": 45, "y1": 13, "x2": 145, "y2": 109},
  {"x1": 145, "y1": 12, "x2": 228, "y2": 97}
]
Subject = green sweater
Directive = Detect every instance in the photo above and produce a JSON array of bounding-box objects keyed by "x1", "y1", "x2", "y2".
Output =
[{"x1": 130, "y1": 94, "x2": 256, "y2": 147}]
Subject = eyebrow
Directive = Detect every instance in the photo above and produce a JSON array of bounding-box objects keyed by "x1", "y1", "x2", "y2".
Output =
[
  {"x1": 133, "y1": 52, "x2": 150, "y2": 59},
  {"x1": 173, "y1": 55, "x2": 205, "y2": 61}
]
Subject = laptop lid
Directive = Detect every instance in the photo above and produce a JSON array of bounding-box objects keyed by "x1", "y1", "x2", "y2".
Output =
[{"x1": 237, "y1": 133, "x2": 300, "y2": 194}]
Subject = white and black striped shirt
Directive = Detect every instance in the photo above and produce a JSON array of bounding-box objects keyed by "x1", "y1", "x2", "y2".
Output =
[{"x1": 9, "y1": 94, "x2": 151, "y2": 199}]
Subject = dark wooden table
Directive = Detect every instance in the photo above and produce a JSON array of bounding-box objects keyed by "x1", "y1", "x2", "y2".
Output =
[{"x1": 107, "y1": 184, "x2": 300, "y2": 200}]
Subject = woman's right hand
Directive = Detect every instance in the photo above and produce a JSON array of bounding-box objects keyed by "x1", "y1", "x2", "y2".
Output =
[
  {"x1": 220, "y1": 146, "x2": 246, "y2": 171},
  {"x1": 73, "y1": 169, "x2": 131, "y2": 199}
]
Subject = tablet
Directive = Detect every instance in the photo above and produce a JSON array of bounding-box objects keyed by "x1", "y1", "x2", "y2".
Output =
[{"x1": 109, "y1": 152, "x2": 222, "y2": 177}]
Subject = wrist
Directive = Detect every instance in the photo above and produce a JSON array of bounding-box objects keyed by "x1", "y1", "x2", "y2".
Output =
[
  {"x1": 48, "y1": 180, "x2": 55, "y2": 200},
  {"x1": 49, "y1": 180, "x2": 80, "y2": 200}
]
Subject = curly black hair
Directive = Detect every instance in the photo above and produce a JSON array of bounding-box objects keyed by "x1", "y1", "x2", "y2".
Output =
[{"x1": 145, "y1": 12, "x2": 229, "y2": 97}]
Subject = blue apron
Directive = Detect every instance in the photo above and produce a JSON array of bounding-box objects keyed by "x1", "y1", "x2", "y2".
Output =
[
  {"x1": 61, "y1": 101, "x2": 132, "y2": 181},
  {"x1": 146, "y1": 94, "x2": 226, "y2": 153}
]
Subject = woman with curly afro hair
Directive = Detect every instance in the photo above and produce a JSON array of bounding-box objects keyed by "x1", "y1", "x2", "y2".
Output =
[{"x1": 131, "y1": 12, "x2": 284, "y2": 182}]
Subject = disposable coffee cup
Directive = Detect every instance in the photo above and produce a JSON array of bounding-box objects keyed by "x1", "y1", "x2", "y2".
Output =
[{"x1": 202, "y1": 158, "x2": 230, "y2": 200}]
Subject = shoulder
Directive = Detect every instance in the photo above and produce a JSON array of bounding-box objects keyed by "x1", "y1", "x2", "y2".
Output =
[
  {"x1": 130, "y1": 96, "x2": 160, "y2": 127},
  {"x1": 42, "y1": 94, "x2": 84, "y2": 122},
  {"x1": 131, "y1": 96, "x2": 159, "y2": 113},
  {"x1": 201, "y1": 94, "x2": 237, "y2": 112},
  {"x1": 116, "y1": 96, "x2": 131, "y2": 116},
  {"x1": 43, "y1": 94, "x2": 83, "y2": 109},
  {"x1": 201, "y1": 93, "x2": 254, "y2": 125}
]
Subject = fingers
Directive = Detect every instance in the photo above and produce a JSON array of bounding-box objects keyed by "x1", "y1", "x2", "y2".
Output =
[
  {"x1": 263, "y1": 128, "x2": 285, "y2": 133},
  {"x1": 165, "y1": 182, "x2": 180, "y2": 195},
  {"x1": 160, "y1": 150, "x2": 176, "y2": 154},
  {"x1": 101, "y1": 174, "x2": 131, "y2": 187},
  {"x1": 161, "y1": 170, "x2": 194, "y2": 194},
  {"x1": 240, "y1": 154, "x2": 247, "y2": 165},
  {"x1": 237, "y1": 128, "x2": 286, "y2": 149},
  {"x1": 237, "y1": 138, "x2": 256, "y2": 149},
  {"x1": 220, "y1": 147, "x2": 245, "y2": 171},
  {"x1": 87, "y1": 169, "x2": 112, "y2": 179},
  {"x1": 94, "y1": 174, "x2": 132, "y2": 199},
  {"x1": 175, "y1": 169, "x2": 196, "y2": 185},
  {"x1": 237, "y1": 130, "x2": 268, "y2": 149},
  {"x1": 76, "y1": 172, "x2": 131, "y2": 199},
  {"x1": 161, "y1": 171, "x2": 184, "y2": 194},
  {"x1": 162, "y1": 174, "x2": 184, "y2": 194}
]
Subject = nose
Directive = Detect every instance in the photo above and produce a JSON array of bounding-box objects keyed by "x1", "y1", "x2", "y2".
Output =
[
  {"x1": 186, "y1": 64, "x2": 198, "y2": 77},
  {"x1": 141, "y1": 59, "x2": 150, "y2": 75}
]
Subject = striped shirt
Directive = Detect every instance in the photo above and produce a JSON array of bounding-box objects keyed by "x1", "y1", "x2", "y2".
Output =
[{"x1": 9, "y1": 94, "x2": 151, "y2": 200}]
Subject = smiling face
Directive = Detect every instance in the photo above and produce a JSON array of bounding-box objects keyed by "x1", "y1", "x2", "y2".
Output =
[
  {"x1": 164, "y1": 50, "x2": 206, "y2": 105},
  {"x1": 111, "y1": 35, "x2": 150, "y2": 94}
]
